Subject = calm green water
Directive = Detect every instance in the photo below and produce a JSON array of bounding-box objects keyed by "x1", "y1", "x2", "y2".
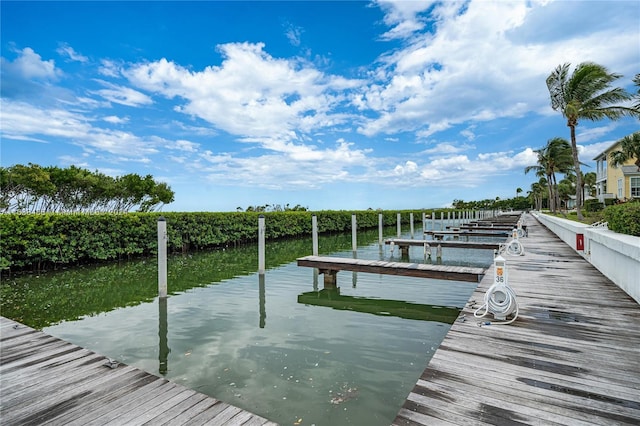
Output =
[{"x1": 2, "y1": 225, "x2": 496, "y2": 426}]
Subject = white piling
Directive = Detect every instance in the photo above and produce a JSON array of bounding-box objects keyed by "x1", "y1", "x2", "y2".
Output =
[
  {"x1": 157, "y1": 216, "x2": 167, "y2": 298},
  {"x1": 378, "y1": 213, "x2": 383, "y2": 245},
  {"x1": 352, "y1": 213, "x2": 357, "y2": 253},
  {"x1": 422, "y1": 212, "x2": 426, "y2": 235},
  {"x1": 410, "y1": 212, "x2": 414, "y2": 238},
  {"x1": 397, "y1": 213, "x2": 401, "y2": 237},
  {"x1": 440, "y1": 212, "x2": 444, "y2": 230},
  {"x1": 258, "y1": 215, "x2": 265, "y2": 274},
  {"x1": 312, "y1": 214, "x2": 318, "y2": 256}
]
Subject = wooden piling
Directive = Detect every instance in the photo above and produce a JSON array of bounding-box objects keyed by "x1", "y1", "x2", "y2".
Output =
[{"x1": 157, "y1": 217, "x2": 167, "y2": 298}]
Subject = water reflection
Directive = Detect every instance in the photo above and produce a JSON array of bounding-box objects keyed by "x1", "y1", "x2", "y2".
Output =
[
  {"x1": 36, "y1": 227, "x2": 493, "y2": 426},
  {"x1": 2, "y1": 228, "x2": 389, "y2": 329},
  {"x1": 297, "y1": 289, "x2": 459, "y2": 323},
  {"x1": 259, "y1": 274, "x2": 266, "y2": 329},
  {"x1": 159, "y1": 296, "x2": 169, "y2": 375}
]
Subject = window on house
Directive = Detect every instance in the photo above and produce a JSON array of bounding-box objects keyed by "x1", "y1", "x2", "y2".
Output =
[
  {"x1": 618, "y1": 178, "x2": 623, "y2": 198},
  {"x1": 631, "y1": 177, "x2": 640, "y2": 198}
]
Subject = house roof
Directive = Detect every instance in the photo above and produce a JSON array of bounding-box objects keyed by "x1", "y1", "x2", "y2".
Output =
[
  {"x1": 593, "y1": 140, "x2": 623, "y2": 160},
  {"x1": 621, "y1": 165, "x2": 640, "y2": 175}
]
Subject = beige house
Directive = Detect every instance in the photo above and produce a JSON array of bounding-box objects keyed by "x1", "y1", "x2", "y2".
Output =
[{"x1": 594, "y1": 140, "x2": 640, "y2": 203}]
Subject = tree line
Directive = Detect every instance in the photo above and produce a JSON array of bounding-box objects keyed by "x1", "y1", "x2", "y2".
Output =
[{"x1": 0, "y1": 164, "x2": 174, "y2": 214}]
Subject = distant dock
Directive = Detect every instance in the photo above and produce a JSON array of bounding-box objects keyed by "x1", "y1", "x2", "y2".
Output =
[
  {"x1": 384, "y1": 238, "x2": 502, "y2": 256},
  {"x1": 296, "y1": 255, "x2": 485, "y2": 287}
]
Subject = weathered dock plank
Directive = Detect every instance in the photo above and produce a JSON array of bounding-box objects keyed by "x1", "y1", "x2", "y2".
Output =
[
  {"x1": 0, "y1": 317, "x2": 277, "y2": 426},
  {"x1": 385, "y1": 238, "x2": 502, "y2": 250},
  {"x1": 296, "y1": 255, "x2": 485, "y2": 283},
  {"x1": 394, "y1": 213, "x2": 640, "y2": 425},
  {"x1": 455, "y1": 225, "x2": 515, "y2": 230},
  {"x1": 425, "y1": 230, "x2": 510, "y2": 237}
]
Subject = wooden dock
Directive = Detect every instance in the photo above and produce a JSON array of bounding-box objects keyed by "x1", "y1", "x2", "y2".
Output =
[
  {"x1": 394, "y1": 213, "x2": 640, "y2": 425},
  {"x1": 455, "y1": 225, "x2": 515, "y2": 231},
  {"x1": 425, "y1": 230, "x2": 510, "y2": 240},
  {"x1": 385, "y1": 238, "x2": 502, "y2": 256},
  {"x1": 0, "y1": 316, "x2": 277, "y2": 426},
  {"x1": 296, "y1": 255, "x2": 485, "y2": 287}
]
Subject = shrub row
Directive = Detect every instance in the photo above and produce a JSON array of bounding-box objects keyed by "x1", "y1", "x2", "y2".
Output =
[
  {"x1": 603, "y1": 201, "x2": 640, "y2": 236},
  {"x1": 0, "y1": 210, "x2": 444, "y2": 272}
]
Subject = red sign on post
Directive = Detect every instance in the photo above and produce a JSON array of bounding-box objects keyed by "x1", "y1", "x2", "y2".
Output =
[{"x1": 576, "y1": 233, "x2": 584, "y2": 251}]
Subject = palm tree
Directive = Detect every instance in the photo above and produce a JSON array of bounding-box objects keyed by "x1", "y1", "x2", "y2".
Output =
[
  {"x1": 633, "y1": 73, "x2": 640, "y2": 110},
  {"x1": 528, "y1": 178, "x2": 548, "y2": 211},
  {"x1": 609, "y1": 131, "x2": 640, "y2": 171},
  {"x1": 582, "y1": 171, "x2": 597, "y2": 198},
  {"x1": 516, "y1": 187, "x2": 522, "y2": 198},
  {"x1": 524, "y1": 137, "x2": 573, "y2": 213},
  {"x1": 546, "y1": 62, "x2": 638, "y2": 219}
]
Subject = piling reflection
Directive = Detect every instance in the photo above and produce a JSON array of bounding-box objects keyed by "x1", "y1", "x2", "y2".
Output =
[
  {"x1": 297, "y1": 289, "x2": 460, "y2": 323},
  {"x1": 158, "y1": 297, "x2": 170, "y2": 375},
  {"x1": 259, "y1": 274, "x2": 266, "y2": 329}
]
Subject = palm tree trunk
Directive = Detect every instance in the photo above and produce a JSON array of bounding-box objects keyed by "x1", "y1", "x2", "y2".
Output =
[
  {"x1": 547, "y1": 173, "x2": 556, "y2": 212},
  {"x1": 569, "y1": 124, "x2": 584, "y2": 219}
]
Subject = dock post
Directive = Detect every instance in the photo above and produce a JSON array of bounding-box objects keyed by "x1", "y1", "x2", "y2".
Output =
[
  {"x1": 378, "y1": 213, "x2": 383, "y2": 245},
  {"x1": 157, "y1": 216, "x2": 167, "y2": 298},
  {"x1": 422, "y1": 212, "x2": 426, "y2": 235},
  {"x1": 440, "y1": 212, "x2": 444, "y2": 230},
  {"x1": 447, "y1": 211, "x2": 451, "y2": 228},
  {"x1": 432, "y1": 212, "x2": 435, "y2": 233},
  {"x1": 158, "y1": 296, "x2": 168, "y2": 374},
  {"x1": 396, "y1": 213, "x2": 401, "y2": 237},
  {"x1": 312, "y1": 214, "x2": 319, "y2": 256},
  {"x1": 352, "y1": 213, "x2": 357, "y2": 253},
  {"x1": 258, "y1": 215, "x2": 265, "y2": 274},
  {"x1": 259, "y1": 274, "x2": 266, "y2": 328},
  {"x1": 410, "y1": 212, "x2": 414, "y2": 238}
]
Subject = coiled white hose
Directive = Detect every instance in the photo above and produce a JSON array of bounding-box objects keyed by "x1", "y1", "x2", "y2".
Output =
[
  {"x1": 506, "y1": 239, "x2": 524, "y2": 256},
  {"x1": 473, "y1": 282, "x2": 519, "y2": 325}
]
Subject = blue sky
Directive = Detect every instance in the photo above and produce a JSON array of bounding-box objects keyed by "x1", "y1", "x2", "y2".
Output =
[{"x1": 1, "y1": 1, "x2": 638, "y2": 212}]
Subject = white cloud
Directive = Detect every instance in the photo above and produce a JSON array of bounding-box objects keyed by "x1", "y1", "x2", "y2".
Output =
[
  {"x1": 57, "y1": 43, "x2": 89, "y2": 63},
  {"x1": 0, "y1": 100, "x2": 158, "y2": 157},
  {"x1": 99, "y1": 59, "x2": 121, "y2": 77},
  {"x1": 92, "y1": 80, "x2": 153, "y2": 107},
  {"x1": 374, "y1": 0, "x2": 437, "y2": 40},
  {"x1": 283, "y1": 21, "x2": 304, "y2": 47},
  {"x1": 103, "y1": 115, "x2": 129, "y2": 124},
  {"x1": 422, "y1": 142, "x2": 474, "y2": 155},
  {"x1": 125, "y1": 42, "x2": 361, "y2": 144},
  {"x1": 193, "y1": 137, "x2": 372, "y2": 189},
  {"x1": 2, "y1": 47, "x2": 61, "y2": 80},
  {"x1": 172, "y1": 139, "x2": 200, "y2": 152},
  {"x1": 357, "y1": 0, "x2": 640, "y2": 138},
  {"x1": 393, "y1": 160, "x2": 418, "y2": 175}
]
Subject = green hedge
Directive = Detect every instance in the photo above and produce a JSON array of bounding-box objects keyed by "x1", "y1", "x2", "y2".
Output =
[
  {"x1": 0, "y1": 210, "x2": 442, "y2": 272},
  {"x1": 584, "y1": 199, "x2": 605, "y2": 212},
  {"x1": 603, "y1": 201, "x2": 640, "y2": 236}
]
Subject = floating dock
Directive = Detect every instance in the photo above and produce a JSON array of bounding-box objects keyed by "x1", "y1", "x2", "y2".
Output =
[
  {"x1": 394, "y1": 214, "x2": 640, "y2": 425},
  {"x1": 0, "y1": 317, "x2": 277, "y2": 425}
]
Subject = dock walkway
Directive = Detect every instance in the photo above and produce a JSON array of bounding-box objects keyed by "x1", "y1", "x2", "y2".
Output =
[
  {"x1": 0, "y1": 316, "x2": 276, "y2": 426},
  {"x1": 394, "y1": 213, "x2": 640, "y2": 425}
]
